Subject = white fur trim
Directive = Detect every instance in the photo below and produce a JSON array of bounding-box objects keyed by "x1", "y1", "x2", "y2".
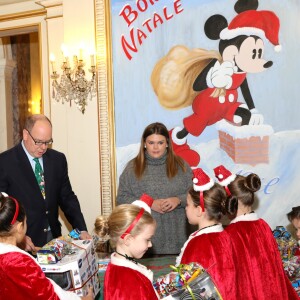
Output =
[
  {"x1": 193, "y1": 178, "x2": 214, "y2": 192},
  {"x1": 220, "y1": 27, "x2": 266, "y2": 41},
  {"x1": 110, "y1": 252, "x2": 154, "y2": 282},
  {"x1": 132, "y1": 200, "x2": 151, "y2": 214},
  {"x1": 171, "y1": 127, "x2": 186, "y2": 145},
  {"x1": 0, "y1": 192, "x2": 8, "y2": 197},
  {"x1": 230, "y1": 212, "x2": 259, "y2": 223},
  {"x1": 218, "y1": 174, "x2": 236, "y2": 186},
  {"x1": 0, "y1": 243, "x2": 28, "y2": 255},
  {"x1": 176, "y1": 224, "x2": 223, "y2": 266}
]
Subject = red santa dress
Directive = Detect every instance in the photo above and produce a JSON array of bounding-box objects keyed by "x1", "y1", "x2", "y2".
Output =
[
  {"x1": 225, "y1": 212, "x2": 299, "y2": 299},
  {"x1": 104, "y1": 252, "x2": 159, "y2": 300},
  {"x1": 0, "y1": 242, "x2": 80, "y2": 299},
  {"x1": 177, "y1": 224, "x2": 238, "y2": 300}
]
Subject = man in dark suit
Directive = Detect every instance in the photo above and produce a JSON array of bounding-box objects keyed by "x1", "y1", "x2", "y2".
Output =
[{"x1": 0, "y1": 114, "x2": 90, "y2": 250}]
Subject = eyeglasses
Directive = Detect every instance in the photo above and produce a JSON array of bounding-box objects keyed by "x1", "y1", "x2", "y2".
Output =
[{"x1": 25, "y1": 129, "x2": 53, "y2": 146}]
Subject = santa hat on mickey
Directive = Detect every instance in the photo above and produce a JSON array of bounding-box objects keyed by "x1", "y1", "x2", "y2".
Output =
[
  {"x1": 0, "y1": 192, "x2": 8, "y2": 197},
  {"x1": 214, "y1": 165, "x2": 236, "y2": 186},
  {"x1": 132, "y1": 193, "x2": 154, "y2": 214},
  {"x1": 192, "y1": 168, "x2": 214, "y2": 192},
  {"x1": 220, "y1": 10, "x2": 281, "y2": 52}
]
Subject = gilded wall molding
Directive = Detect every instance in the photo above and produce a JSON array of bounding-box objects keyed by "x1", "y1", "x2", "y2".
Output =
[
  {"x1": 0, "y1": 10, "x2": 45, "y2": 23},
  {"x1": 95, "y1": 0, "x2": 116, "y2": 215}
]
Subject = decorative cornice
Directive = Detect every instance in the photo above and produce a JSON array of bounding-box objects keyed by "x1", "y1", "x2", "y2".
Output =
[
  {"x1": 36, "y1": 0, "x2": 62, "y2": 8},
  {"x1": 36, "y1": 0, "x2": 62, "y2": 19},
  {"x1": 0, "y1": 9, "x2": 46, "y2": 22}
]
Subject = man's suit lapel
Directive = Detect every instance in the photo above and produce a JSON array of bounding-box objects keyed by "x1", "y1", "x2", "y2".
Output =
[
  {"x1": 16, "y1": 143, "x2": 45, "y2": 202},
  {"x1": 42, "y1": 150, "x2": 53, "y2": 203}
]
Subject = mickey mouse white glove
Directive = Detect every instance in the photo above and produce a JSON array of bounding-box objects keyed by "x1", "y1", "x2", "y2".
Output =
[
  {"x1": 206, "y1": 61, "x2": 235, "y2": 89},
  {"x1": 249, "y1": 108, "x2": 264, "y2": 125}
]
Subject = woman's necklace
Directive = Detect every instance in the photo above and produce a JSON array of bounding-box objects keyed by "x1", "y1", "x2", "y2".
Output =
[{"x1": 115, "y1": 251, "x2": 138, "y2": 264}]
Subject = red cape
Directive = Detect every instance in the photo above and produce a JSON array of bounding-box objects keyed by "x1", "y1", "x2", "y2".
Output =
[
  {"x1": 226, "y1": 217, "x2": 299, "y2": 299},
  {"x1": 180, "y1": 230, "x2": 237, "y2": 300},
  {"x1": 104, "y1": 254, "x2": 158, "y2": 300},
  {"x1": 0, "y1": 251, "x2": 59, "y2": 299}
]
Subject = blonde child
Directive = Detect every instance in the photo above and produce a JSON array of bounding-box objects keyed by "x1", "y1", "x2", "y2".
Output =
[
  {"x1": 94, "y1": 194, "x2": 159, "y2": 300},
  {"x1": 214, "y1": 165, "x2": 299, "y2": 300},
  {"x1": 176, "y1": 168, "x2": 238, "y2": 300},
  {"x1": 0, "y1": 192, "x2": 93, "y2": 300}
]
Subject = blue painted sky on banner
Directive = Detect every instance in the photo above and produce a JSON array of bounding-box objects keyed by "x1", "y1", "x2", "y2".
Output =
[{"x1": 110, "y1": 0, "x2": 300, "y2": 147}]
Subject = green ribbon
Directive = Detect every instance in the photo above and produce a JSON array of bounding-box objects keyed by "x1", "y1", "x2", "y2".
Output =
[{"x1": 170, "y1": 264, "x2": 198, "y2": 300}]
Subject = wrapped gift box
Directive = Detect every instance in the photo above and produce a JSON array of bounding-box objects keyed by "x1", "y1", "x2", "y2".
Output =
[
  {"x1": 39, "y1": 239, "x2": 100, "y2": 297},
  {"x1": 273, "y1": 226, "x2": 300, "y2": 296},
  {"x1": 273, "y1": 226, "x2": 298, "y2": 262},
  {"x1": 97, "y1": 253, "x2": 110, "y2": 273},
  {"x1": 37, "y1": 239, "x2": 69, "y2": 264}
]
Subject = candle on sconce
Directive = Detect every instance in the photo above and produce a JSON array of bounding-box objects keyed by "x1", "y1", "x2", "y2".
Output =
[
  {"x1": 50, "y1": 53, "x2": 56, "y2": 72},
  {"x1": 79, "y1": 48, "x2": 83, "y2": 61},
  {"x1": 90, "y1": 54, "x2": 95, "y2": 66},
  {"x1": 65, "y1": 56, "x2": 70, "y2": 69},
  {"x1": 73, "y1": 55, "x2": 78, "y2": 66},
  {"x1": 61, "y1": 44, "x2": 67, "y2": 62},
  {"x1": 64, "y1": 49, "x2": 70, "y2": 67}
]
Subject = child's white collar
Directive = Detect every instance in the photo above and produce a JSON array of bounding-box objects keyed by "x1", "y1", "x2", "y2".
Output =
[
  {"x1": 230, "y1": 212, "x2": 259, "y2": 223},
  {"x1": 110, "y1": 252, "x2": 153, "y2": 281}
]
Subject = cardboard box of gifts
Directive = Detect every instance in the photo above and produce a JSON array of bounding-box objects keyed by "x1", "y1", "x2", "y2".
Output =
[
  {"x1": 39, "y1": 239, "x2": 100, "y2": 297},
  {"x1": 97, "y1": 253, "x2": 110, "y2": 273}
]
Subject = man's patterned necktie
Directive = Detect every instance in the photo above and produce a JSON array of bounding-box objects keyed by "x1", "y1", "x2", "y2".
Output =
[{"x1": 33, "y1": 158, "x2": 45, "y2": 199}]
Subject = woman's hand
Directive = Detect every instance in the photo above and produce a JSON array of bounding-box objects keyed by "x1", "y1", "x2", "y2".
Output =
[
  {"x1": 151, "y1": 199, "x2": 165, "y2": 214},
  {"x1": 160, "y1": 197, "x2": 181, "y2": 213}
]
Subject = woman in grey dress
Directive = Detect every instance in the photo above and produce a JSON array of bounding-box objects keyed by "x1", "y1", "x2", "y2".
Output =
[{"x1": 117, "y1": 122, "x2": 193, "y2": 255}]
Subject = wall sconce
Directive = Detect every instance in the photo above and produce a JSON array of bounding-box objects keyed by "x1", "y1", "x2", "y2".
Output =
[{"x1": 50, "y1": 45, "x2": 96, "y2": 114}]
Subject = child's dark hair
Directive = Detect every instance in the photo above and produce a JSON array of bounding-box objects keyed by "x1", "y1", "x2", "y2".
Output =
[
  {"x1": 0, "y1": 193, "x2": 26, "y2": 237},
  {"x1": 287, "y1": 206, "x2": 300, "y2": 222},
  {"x1": 188, "y1": 183, "x2": 236, "y2": 220},
  {"x1": 94, "y1": 204, "x2": 155, "y2": 249},
  {"x1": 227, "y1": 173, "x2": 261, "y2": 214}
]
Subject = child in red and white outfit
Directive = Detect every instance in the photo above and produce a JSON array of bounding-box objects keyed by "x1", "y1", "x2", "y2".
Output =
[
  {"x1": 214, "y1": 165, "x2": 299, "y2": 300},
  {"x1": 176, "y1": 168, "x2": 238, "y2": 300},
  {"x1": 94, "y1": 194, "x2": 159, "y2": 300},
  {"x1": 0, "y1": 192, "x2": 93, "y2": 300}
]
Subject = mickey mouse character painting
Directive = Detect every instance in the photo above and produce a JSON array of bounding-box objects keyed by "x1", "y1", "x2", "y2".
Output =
[{"x1": 151, "y1": 0, "x2": 281, "y2": 167}]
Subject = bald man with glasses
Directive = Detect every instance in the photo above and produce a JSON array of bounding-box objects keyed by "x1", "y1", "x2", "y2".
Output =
[{"x1": 0, "y1": 114, "x2": 91, "y2": 251}]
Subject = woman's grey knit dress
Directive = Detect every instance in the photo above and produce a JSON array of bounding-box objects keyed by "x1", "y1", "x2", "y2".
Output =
[{"x1": 117, "y1": 152, "x2": 193, "y2": 255}]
